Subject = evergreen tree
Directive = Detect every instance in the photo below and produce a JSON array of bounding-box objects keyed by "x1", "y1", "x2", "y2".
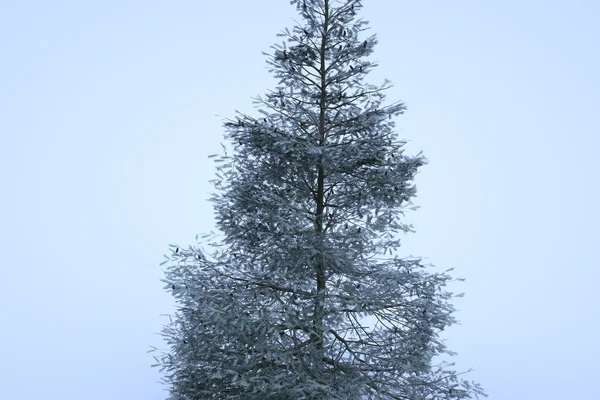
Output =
[{"x1": 152, "y1": 1, "x2": 485, "y2": 399}]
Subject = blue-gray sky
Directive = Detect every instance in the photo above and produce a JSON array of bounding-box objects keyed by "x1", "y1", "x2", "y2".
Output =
[{"x1": 1, "y1": 1, "x2": 598, "y2": 399}]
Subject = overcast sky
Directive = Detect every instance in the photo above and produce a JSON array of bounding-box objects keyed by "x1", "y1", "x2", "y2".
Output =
[{"x1": 1, "y1": 1, "x2": 598, "y2": 399}]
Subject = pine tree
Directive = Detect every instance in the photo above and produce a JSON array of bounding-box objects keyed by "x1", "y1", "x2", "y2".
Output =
[{"x1": 152, "y1": 1, "x2": 485, "y2": 399}]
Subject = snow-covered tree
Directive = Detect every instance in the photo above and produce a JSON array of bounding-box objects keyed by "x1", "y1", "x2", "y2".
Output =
[{"x1": 152, "y1": 1, "x2": 485, "y2": 399}]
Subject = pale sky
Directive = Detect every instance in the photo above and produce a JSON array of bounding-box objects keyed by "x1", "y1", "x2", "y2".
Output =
[{"x1": 1, "y1": 1, "x2": 598, "y2": 399}]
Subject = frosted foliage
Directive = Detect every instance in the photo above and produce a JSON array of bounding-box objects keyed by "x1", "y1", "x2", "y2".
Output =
[{"x1": 151, "y1": 1, "x2": 485, "y2": 399}]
